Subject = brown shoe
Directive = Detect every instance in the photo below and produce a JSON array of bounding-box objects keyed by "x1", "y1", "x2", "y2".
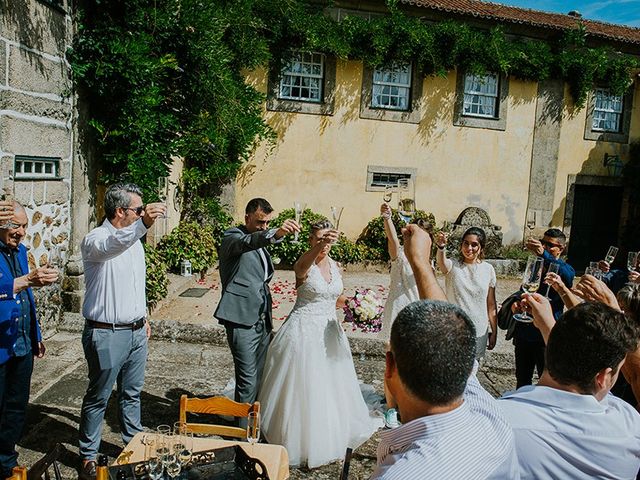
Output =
[{"x1": 78, "y1": 460, "x2": 96, "y2": 480}]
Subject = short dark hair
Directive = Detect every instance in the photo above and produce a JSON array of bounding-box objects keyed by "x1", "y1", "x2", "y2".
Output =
[
  {"x1": 410, "y1": 218, "x2": 432, "y2": 233},
  {"x1": 544, "y1": 228, "x2": 567, "y2": 245},
  {"x1": 546, "y1": 302, "x2": 640, "y2": 393},
  {"x1": 390, "y1": 301, "x2": 476, "y2": 405},
  {"x1": 617, "y1": 283, "x2": 640, "y2": 324},
  {"x1": 104, "y1": 183, "x2": 143, "y2": 220},
  {"x1": 245, "y1": 198, "x2": 273, "y2": 215},
  {"x1": 310, "y1": 219, "x2": 333, "y2": 232}
]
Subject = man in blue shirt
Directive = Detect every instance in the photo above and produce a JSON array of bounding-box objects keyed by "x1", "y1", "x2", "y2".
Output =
[
  {"x1": 0, "y1": 202, "x2": 58, "y2": 479},
  {"x1": 513, "y1": 228, "x2": 575, "y2": 388}
]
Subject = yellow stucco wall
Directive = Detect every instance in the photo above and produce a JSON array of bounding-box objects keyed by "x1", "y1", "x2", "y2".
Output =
[{"x1": 237, "y1": 61, "x2": 634, "y2": 244}]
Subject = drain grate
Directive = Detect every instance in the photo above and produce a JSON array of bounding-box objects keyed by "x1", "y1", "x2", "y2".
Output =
[{"x1": 178, "y1": 288, "x2": 209, "y2": 298}]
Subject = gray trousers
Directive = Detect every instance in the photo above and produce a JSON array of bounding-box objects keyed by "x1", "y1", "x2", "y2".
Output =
[
  {"x1": 225, "y1": 314, "x2": 270, "y2": 414},
  {"x1": 79, "y1": 325, "x2": 148, "y2": 460}
]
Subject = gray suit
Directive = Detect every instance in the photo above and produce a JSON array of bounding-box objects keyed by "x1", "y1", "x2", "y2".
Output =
[{"x1": 214, "y1": 226, "x2": 275, "y2": 406}]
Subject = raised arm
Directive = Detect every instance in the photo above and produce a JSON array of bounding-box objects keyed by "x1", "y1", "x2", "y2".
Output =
[
  {"x1": 402, "y1": 225, "x2": 447, "y2": 301},
  {"x1": 435, "y1": 231, "x2": 452, "y2": 274},
  {"x1": 545, "y1": 272, "x2": 581, "y2": 309},
  {"x1": 81, "y1": 219, "x2": 148, "y2": 262},
  {"x1": 380, "y1": 203, "x2": 400, "y2": 261},
  {"x1": 293, "y1": 229, "x2": 339, "y2": 287}
]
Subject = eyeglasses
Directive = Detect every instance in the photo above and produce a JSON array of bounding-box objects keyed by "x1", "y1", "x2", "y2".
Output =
[
  {"x1": 123, "y1": 206, "x2": 144, "y2": 216},
  {"x1": 540, "y1": 239, "x2": 562, "y2": 249}
]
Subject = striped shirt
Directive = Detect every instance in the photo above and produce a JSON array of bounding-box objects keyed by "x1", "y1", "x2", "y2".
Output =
[{"x1": 371, "y1": 374, "x2": 519, "y2": 479}]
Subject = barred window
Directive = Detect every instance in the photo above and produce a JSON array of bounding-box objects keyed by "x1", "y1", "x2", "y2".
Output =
[
  {"x1": 592, "y1": 88, "x2": 623, "y2": 132},
  {"x1": 371, "y1": 63, "x2": 411, "y2": 111},
  {"x1": 463, "y1": 73, "x2": 499, "y2": 118},
  {"x1": 279, "y1": 52, "x2": 324, "y2": 103},
  {"x1": 14, "y1": 156, "x2": 59, "y2": 179},
  {"x1": 370, "y1": 172, "x2": 412, "y2": 188}
]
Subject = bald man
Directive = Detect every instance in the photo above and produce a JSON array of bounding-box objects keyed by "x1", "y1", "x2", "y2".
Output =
[{"x1": 0, "y1": 202, "x2": 58, "y2": 478}]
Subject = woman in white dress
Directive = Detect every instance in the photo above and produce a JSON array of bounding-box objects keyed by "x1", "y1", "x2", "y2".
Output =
[
  {"x1": 378, "y1": 203, "x2": 429, "y2": 341},
  {"x1": 258, "y1": 220, "x2": 378, "y2": 468},
  {"x1": 435, "y1": 227, "x2": 498, "y2": 359}
]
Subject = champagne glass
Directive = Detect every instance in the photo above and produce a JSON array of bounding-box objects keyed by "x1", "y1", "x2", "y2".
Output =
[
  {"x1": 156, "y1": 425, "x2": 171, "y2": 466},
  {"x1": 331, "y1": 206, "x2": 344, "y2": 231},
  {"x1": 513, "y1": 256, "x2": 544, "y2": 323},
  {"x1": 383, "y1": 186, "x2": 393, "y2": 203},
  {"x1": 397, "y1": 178, "x2": 415, "y2": 224},
  {"x1": 628, "y1": 252, "x2": 639, "y2": 272},
  {"x1": 246, "y1": 411, "x2": 260, "y2": 450},
  {"x1": 543, "y1": 262, "x2": 560, "y2": 298},
  {"x1": 145, "y1": 436, "x2": 164, "y2": 480},
  {"x1": 0, "y1": 169, "x2": 14, "y2": 229},
  {"x1": 526, "y1": 210, "x2": 536, "y2": 233},
  {"x1": 158, "y1": 177, "x2": 168, "y2": 216},
  {"x1": 588, "y1": 261, "x2": 603, "y2": 280},
  {"x1": 605, "y1": 246, "x2": 618, "y2": 265},
  {"x1": 154, "y1": 177, "x2": 168, "y2": 243},
  {"x1": 48, "y1": 245, "x2": 61, "y2": 268},
  {"x1": 291, "y1": 201, "x2": 306, "y2": 244}
]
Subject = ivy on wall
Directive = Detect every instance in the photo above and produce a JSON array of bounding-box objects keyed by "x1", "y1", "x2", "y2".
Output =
[{"x1": 69, "y1": 0, "x2": 639, "y2": 220}]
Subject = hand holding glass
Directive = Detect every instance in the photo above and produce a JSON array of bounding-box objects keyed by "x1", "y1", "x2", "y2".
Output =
[
  {"x1": 543, "y1": 263, "x2": 560, "y2": 298},
  {"x1": 514, "y1": 256, "x2": 544, "y2": 323}
]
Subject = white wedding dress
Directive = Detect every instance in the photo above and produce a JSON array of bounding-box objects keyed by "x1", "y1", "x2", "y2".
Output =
[{"x1": 258, "y1": 258, "x2": 379, "y2": 468}]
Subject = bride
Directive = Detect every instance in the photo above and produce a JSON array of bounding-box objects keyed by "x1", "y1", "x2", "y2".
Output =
[{"x1": 258, "y1": 220, "x2": 379, "y2": 468}]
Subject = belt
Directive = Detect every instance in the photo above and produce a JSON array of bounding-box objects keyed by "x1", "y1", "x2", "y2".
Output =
[{"x1": 86, "y1": 318, "x2": 146, "y2": 331}]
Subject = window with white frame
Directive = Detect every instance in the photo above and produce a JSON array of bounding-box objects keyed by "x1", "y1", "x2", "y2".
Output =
[
  {"x1": 14, "y1": 156, "x2": 59, "y2": 179},
  {"x1": 463, "y1": 73, "x2": 499, "y2": 118},
  {"x1": 592, "y1": 88, "x2": 623, "y2": 132},
  {"x1": 278, "y1": 52, "x2": 324, "y2": 103},
  {"x1": 371, "y1": 63, "x2": 412, "y2": 111}
]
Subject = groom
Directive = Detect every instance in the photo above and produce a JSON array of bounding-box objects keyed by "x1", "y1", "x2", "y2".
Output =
[{"x1": 215, "y1": 198, "x2": 299, "y2": 408}]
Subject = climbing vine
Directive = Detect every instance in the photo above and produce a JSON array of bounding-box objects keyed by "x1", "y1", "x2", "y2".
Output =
[{"x1": 69, "y1": 0, "x2": 639, "y2": 220}]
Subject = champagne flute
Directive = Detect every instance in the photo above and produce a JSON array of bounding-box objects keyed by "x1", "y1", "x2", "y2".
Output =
[
  {"x1": 156, "y1": 425, "x2": 171, "y2": 466},
  {"x1": 628, "y1": 252, "x2": 639, "y2": 272},
  {"x1": 397, "y1": 178, "x2": 415, "y2": 224},
  {"x1": 605, "y1": 246, "x2": 618, "y2": 265},
  {"x1": 526, "y1": 210, "x2": 536, "y2": 233},
  {"x1": 291, "y1": 201, "x2": 305, "y2": 244},
  {"x1": 588, "y1": 261, "x2": 603, "y2": 280},
  {"x1": 543, "y1": 262, "x2": 560, "y2": 298},
  {"x1": 513, "y1": 256, "x2": 544, "y2": 323},
  {"x1": 383, "y1": 186, "x2": 393, "y2": 203},
  {"x1": 155, "y1": 177, "x2": 168, "y2": 243},
  {"x1": 246, "y1": 411, "x2": 260, "y2": 453},
  {"x1": 48, "y1": 245, "x2": 61, "y2": 268},
  {"x1": 331, "y1": 206, "x2": 344, "y2": 231},
  {"x1": 145, "y1": 436, "x2": 164, "y2": 480}
]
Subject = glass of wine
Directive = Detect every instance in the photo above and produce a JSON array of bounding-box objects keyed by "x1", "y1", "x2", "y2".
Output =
[
  {"x1": 331, "y1": 206, "x2": 344, "y2": 231},
  {"x1": 628, "y1": 252, "x2": 639, "y2": 272},
  {"x1": 605, "y1": 246, "x2": 618, "y2": 265},
  {"x1": 513, "y1": 256, "x2": 544, "y2": 323},
  {"x1": 383, "y1": 185, "x2": 393, "y2": 203},
  {"x1": 397, "y1": 178, "x2": 415, "y2": 224},
  {"x1": 292, "y1": 201, "x2": 306, "y2": 244},
  {"x1": 526, "y1": 210, "x2": 536, "y2": 233},
  {"x1": 0, "y1": 169, "x2": 14, "y2": 229},
  {"x1": 543, "y1": 262, "x2": 560, "y2": 298},
  {"x1": 48, "y1": 245, "x2": 61, "y2": 268},
  {"x1": 246, "y1": 411, "x2": 260, "y2": 449},
  {"x1": 588, "y1": 261, "x2": 603, "y2": 280}
]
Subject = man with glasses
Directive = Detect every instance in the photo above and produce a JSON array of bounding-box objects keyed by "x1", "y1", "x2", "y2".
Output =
[
  {"x1": 0, "y1": 202, "x2": 58, "y2": 479},
  {"x1": 513, "y1": 228, "x2": 575, "y2": 388},
  {"x1": 78, "y1": 183, "x2": 165, "y2": 480}
]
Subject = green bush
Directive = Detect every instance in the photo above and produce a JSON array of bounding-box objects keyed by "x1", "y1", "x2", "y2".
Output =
[
  {"x1": 144, "y1": 242, "x2": 168, "y2": 311},
  {"x1": 157, "y1": 221, "x2": 218, "y2": 273},
  {"x1": 497, "y1": 242, "x2": 530, "y2": 269},
  {"x1": 357, "y1": 209, "x2": 436, "y2": 262},
  {"x1": 331, "y1": 235, "x2": 370, "y2": 265}
]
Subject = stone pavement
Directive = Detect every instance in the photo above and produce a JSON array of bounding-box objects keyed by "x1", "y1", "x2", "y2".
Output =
[{"x1": 17, "y1": 269, "x2": 522, "y2": 479}]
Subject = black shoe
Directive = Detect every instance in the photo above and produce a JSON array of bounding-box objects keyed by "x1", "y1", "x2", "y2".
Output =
[{"x1": 78, "y1": 460, "x2": 97, "y2": 480}]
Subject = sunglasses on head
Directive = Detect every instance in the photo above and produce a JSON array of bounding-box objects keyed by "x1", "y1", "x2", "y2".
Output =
[
  {"x1": 540, "y1": 239, "x2": 562, "y2": 249},
  {"x1": 123, "y1": 206, "x2": 144, "y2": 216}
]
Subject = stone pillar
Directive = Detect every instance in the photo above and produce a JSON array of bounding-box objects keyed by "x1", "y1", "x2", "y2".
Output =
[{"x1": 525, "y1": 78, "x2": 564, "y2": 238}]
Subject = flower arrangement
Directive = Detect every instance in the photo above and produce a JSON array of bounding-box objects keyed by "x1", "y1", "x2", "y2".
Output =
[{"x1": 343, "y1": 288, "x2": 384, "y2": 333}]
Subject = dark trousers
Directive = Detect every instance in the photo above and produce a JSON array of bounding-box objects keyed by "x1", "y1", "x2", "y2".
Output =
[
  {"x1": 514, "y1": 341, "x2": 545, "y2": 389},
  {"x1": 0, "y1": 354, "x2": 33, "y2": 477}
]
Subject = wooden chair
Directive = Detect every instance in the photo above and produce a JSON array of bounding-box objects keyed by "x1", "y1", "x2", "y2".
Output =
[
  {"x1": 26, "y1": 443, "x2": 67, "y2": 480},
  {"x1": 179, "y1": 395, "x2": 260, "y2": 439}
]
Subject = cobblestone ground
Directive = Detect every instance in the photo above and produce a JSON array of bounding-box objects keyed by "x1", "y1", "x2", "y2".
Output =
[{"x1": 18, "y1": 270, "x2": 522, "y2": 479}]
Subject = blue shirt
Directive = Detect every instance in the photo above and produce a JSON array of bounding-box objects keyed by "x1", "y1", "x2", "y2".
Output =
[
  {"x1": 0, "y1": 241, "x2": 31, "y2": 356},
  {"x1": 499, "y1": 386, "x2": 640, "y2": 479},
  {"x1": 371, "y1": 373, "x2": 519, "y2": 479}
]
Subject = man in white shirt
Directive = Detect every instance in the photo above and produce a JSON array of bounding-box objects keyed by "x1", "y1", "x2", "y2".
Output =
[
  {"x1": 78, "y1": 183, "x2": 165, "y2": 480},
  {"x1": 499, "y1": 295, "x2": 640, "y2": 479},
  {"x1": 370, "y1": 225, "x2": 518, "y2": 479}
]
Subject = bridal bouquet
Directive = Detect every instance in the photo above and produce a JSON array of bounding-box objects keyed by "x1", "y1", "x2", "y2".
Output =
[{"x1": 343, "y1": 288, "x2": 384, "y2": 333}]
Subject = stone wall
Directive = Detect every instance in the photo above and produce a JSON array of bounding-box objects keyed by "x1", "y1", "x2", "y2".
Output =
[{"x1": 1, "y1": 0, "x2": 74, "y2": 336}]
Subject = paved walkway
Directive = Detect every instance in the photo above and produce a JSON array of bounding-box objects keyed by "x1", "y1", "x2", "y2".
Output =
[{"x1": 17, "y1": 269, "x2": 522, "y2": 479}]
